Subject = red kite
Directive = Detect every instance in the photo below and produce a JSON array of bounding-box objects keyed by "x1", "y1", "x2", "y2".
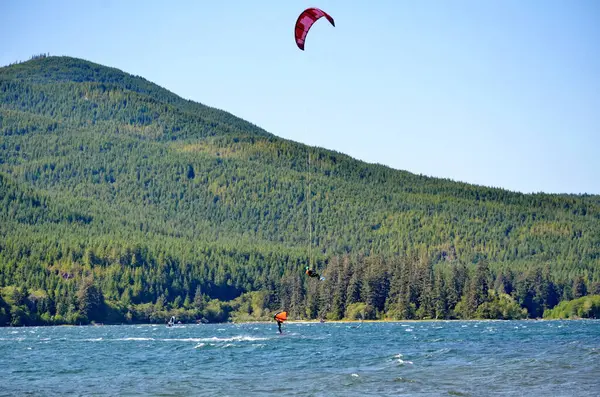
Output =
[{"x1": 294, "y1": 8, "x2": 335, "y2": 50}]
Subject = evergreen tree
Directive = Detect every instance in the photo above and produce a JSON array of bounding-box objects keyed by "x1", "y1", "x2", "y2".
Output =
[
  {"x1": 573, "y1": 276, "x2": 587, "y2": 299},
  {"x1": 76, "y1": 277, "x2": 105, "y2": 322}
]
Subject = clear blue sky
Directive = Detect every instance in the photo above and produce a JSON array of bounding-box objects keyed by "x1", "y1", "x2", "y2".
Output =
[{"x1": 2, "y1": 0, "x2": 599, "y2": 194}]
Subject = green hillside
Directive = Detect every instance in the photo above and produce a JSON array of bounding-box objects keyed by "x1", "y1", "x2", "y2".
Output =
[{"x1": 1, "y1": 55, "x2": 599, "y2": 326}]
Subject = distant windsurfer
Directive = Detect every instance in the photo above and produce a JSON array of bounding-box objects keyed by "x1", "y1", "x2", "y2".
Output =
[
  {"x1": 276, "y1": 320, "x2": 283, "y2": 334},
  {"x1": 167, "y1": 316, "x2": 175, "y2": 327}
]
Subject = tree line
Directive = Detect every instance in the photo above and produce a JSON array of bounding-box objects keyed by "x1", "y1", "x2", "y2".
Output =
[{"x1": 1, "y1": 243, "x2": 599, "y2": 326}]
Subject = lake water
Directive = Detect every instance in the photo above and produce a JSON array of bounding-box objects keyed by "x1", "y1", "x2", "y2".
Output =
[{"x1": 1, "y1": 320, "x2": 598, "y2": 396}]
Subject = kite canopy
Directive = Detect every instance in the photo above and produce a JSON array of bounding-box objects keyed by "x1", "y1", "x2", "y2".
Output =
[
  {"x1": 294, "y1": 7, "x2": 335, "y2": 50},
  {"x1": 274, "y1": 311, "x2": 288, "y2": 322}
]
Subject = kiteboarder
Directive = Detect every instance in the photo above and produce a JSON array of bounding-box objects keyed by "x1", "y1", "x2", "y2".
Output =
[
  {"x1": 305, "y1": 266, "x2": 325, "y2": 280},
  {"x1": 305, "y1": 266, "x2": 320, "y2": 278}
]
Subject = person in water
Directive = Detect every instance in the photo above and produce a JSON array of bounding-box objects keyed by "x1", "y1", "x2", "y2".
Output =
[
  {"x1": 305, "y1": 266, "x2": 322, "y2": 279},
  {"x1": 276, "y1": 320, "x2": 283, "y2": 334}
]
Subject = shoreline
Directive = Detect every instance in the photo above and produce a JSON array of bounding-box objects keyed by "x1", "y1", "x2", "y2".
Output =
[{"x1": 1, "y1": 317, "x2": 594, "y2": 328}]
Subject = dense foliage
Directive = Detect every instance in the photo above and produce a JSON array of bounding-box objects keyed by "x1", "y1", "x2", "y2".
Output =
[
  {"x1": 543, "y1": 295, "x2": 600, "y2": 319},
  {"x1": 1, "y1": 55, "x2": 599, "y2": 325}
]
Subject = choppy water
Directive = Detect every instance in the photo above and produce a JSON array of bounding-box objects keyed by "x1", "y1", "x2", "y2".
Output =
[{"x1": 1, "y1": 320, "x2": 598, "y2": 396}]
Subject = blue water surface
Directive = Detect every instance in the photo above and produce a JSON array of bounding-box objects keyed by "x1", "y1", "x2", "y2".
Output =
[{"x1": 1, "y1": 320, "x2": 598, "y2": 396}]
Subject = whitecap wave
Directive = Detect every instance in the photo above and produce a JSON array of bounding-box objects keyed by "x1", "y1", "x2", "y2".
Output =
[
  {"x1": 197, "y1": 336, "x2": 269, "y2": 343},
  {"x1": 111, "y1": 336, "x2": 269, "y2": 343}
]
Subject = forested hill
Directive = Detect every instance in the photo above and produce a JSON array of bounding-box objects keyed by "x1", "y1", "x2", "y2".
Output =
[{"x1": 1, "y1": 55, "x2": 599, "y2": 326}]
